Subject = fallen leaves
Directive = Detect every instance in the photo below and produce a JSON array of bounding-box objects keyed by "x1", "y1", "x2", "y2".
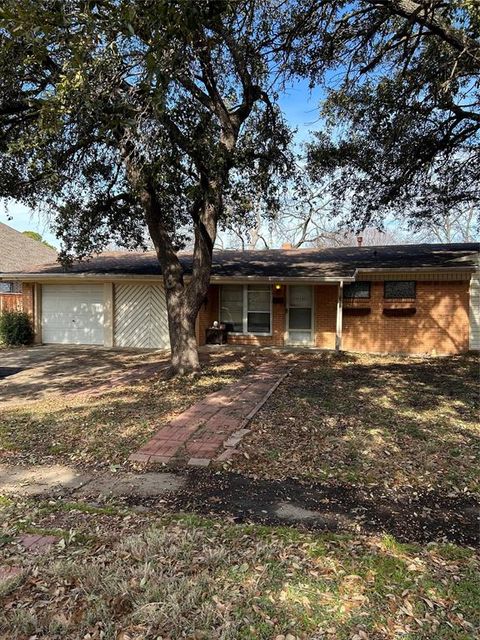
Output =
[
  {"x1": 0, "y1": 496, "x2": 479, "y2": 640},
  {"x1": 232, "y1": 352, "x2": 480, "y2": 496}
]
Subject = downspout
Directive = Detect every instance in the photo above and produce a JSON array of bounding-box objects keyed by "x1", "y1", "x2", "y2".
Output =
[{"x1": 336, "y1": 281, "x2": 343, "y2": 351}]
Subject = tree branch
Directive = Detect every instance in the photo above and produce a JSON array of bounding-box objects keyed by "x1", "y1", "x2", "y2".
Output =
[{"x1": 367, "y1": 0, "x2": 480, "y2": 69}]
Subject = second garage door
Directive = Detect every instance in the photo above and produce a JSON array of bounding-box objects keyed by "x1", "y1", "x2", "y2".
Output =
[
  {"x1": 114, "y1": 284, "x2": 170, "y2": 349},
  {"x1": 42, "y1": 284, "x2": 104, "y2": 345}
]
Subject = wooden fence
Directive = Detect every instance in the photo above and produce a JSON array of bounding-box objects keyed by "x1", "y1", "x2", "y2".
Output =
[{"x1": 0, "y1": 293, "x2": 23, "y2": 313}]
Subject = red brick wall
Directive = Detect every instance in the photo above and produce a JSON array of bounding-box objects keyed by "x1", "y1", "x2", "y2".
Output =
[
  {"x1": 198, "y1": 283, "x2": 340, "y2": 349},
  {"x1": 0, "y1": 293, "x2": 23, "y2": 313},
  {"x1": 314, "y1": 285, "x2": 337, "y2": 349},
  {"x1": 197, "y1": 280, "x2": 470, "y2": 355},
  {"x1": 342, "y1": 280, "x2": 470, "y2": 355},
  {"x1": 22, "y1": 283, "x2": 34, "y2": 317}
]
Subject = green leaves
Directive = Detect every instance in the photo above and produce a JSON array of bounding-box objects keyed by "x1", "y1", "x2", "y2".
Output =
[
  {"x1": 300, "y1": 0, "x2": 480, "y2": 231},
  {"x1": 0, "y1": 0, "x2": 295, "y2": 260}
]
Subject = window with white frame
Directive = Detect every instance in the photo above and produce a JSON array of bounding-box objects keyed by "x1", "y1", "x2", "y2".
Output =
[{"x1": 220, "y1": 284, "x2": 271, "y2": 334}]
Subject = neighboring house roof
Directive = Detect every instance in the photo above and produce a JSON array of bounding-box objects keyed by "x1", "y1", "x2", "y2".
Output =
[
  {"x1": 0, "y1": 222, "x2": 57, "y2": 272},
  {"x1": 4, "y1": 242, "x2": 478, "y2": 281}
]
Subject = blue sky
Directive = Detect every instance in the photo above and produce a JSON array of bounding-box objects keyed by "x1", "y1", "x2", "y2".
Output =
[
  {"x1": 279, "y1": 80, "x2": 324, "y2": 143},
  {"x1": 0, "y1": 201, "x2": 59, "y2": 247},
  {"x1": 1, "y1": 80, "x2": 323, "y2": 249}
]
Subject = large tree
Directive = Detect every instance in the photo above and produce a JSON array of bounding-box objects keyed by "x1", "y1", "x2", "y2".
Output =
[
  {"x1": 292, "y1": 0, "x2": 480, "y2": 231},
  {"x1": 0, "y1": 0, "x2": 294, "y2": 374}
]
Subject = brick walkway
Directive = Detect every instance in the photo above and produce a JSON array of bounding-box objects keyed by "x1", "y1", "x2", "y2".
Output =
[
  {"x1": 0, "y1": 566, "x2": 22, "y2": 583},
  {"x1": 17, "y1": 534, "x2": 58, "y2": 554},
  {"x1": 129, "y1": 361, "x2": 293, "y2": 467}
]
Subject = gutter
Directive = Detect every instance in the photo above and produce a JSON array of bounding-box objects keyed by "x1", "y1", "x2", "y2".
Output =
[
  {"x1": 208, "y1": 275, "x2": 354, "y2": 284},
  {"x1": 0, "y1": 272, "x2": 355, "y2": 284},
  {"x1": 0, "y1": 265, "x2": 475, "y2": 283},
  {"x1": 0, "y1": 272, "x2": 165, "y2": 282},
  {"x1": 354, "y1": 266, "x2": 477, "y2": 275}
]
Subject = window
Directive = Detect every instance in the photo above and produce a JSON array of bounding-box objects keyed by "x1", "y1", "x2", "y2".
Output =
[
  {"x1": 288, "y1": 285, "x2": 313, "y2": 344},
  {"x1": 220, "y1": 284, "x2": 271, "y2": 334},
  {"x1": 220, "y1": 285, "x2": 243, "y2": 332},
  {"x1": 247, "y1": 285, "x2": 271, "y2": 333},
  {"x1": 343, "y1": 281, "x2": 370, "y2": 299},
  {"x1": 0, "y1": 282, "x2": 13, "y2": 293},
  {"x1": 384, "y1": 281, "x2": 416, "y2": 299}
]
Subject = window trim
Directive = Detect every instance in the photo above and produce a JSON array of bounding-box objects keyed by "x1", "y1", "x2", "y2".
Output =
[
  {"x1": 343, "y1": 281, "x2": 371, "y2": 300},
  {"x1": 220, "y1": 284, "x2": 272, "y2": 336},
  {"x1": 384, "y1": 280, "x2": 416, "y2": 300},
  {"x1": 0, "y1": 282, "x2": 13, "y2": 293}
]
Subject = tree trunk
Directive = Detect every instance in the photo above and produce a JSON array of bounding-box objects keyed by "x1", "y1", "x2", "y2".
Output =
[
  {"x1": 165, "y1": 285, "x2": 201, "y2": 375},
  {"x1": 143, "y1": 186, "x2": 218, "y2": 376},
  {"x1": 123, "y1": 137, "x2": 228, "y2": 375}
]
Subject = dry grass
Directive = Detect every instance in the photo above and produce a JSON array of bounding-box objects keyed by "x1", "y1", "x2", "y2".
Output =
[
  {"x1": 0, "y1": 497, "x2": 478, "y2": 640},
  {"x1": 0, "y1": 349, "x2": 277, "y2": 468},
  {"x1": 232, "y1": 352, "x2": 480, "y2": 494}
]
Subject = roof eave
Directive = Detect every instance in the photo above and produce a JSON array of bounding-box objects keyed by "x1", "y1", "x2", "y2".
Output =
[
  {"x1": 1, "y1": 272, "x2": 354, "y2": 283},
  {"x1": 0, "y1": 272, "x2": 163, "y2": 281},
  {"x1": 1, "y1": 264, "x2": 476, "y2": 283},
  {"x1": 354, "y1": 266, "x2": 477, "y2": 275}
]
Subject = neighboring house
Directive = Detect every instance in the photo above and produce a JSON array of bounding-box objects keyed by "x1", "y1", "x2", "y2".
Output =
[
  {"x1": 0, "y1": 222, "x2": 57, "y2": 311},
  {"x1": 1, "y1": 242, "x2": 479, "y2": 355}
]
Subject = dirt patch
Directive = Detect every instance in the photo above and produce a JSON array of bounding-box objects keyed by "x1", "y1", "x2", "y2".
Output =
[
  {"x1": 75, "y1": 471, "x2": 185, "y2": 497},
  {"x1": 164, "y1": 470, "x2": 480, "y2": 546},
  {"x1": 0, "y1": 367, "x2": 23, "y2": 379}
]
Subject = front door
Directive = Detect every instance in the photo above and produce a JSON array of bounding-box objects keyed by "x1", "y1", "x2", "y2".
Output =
[{"x1": 287, "y1": 285, "x2": 313, "y2": 345}]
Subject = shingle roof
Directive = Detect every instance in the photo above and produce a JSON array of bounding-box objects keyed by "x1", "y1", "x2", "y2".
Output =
[
  {"x1": 6, "y1": 242, "x2": 479, "y2": 279},
  {"x1": 0, "y1": 222, "x2": 57, "y2": 272}
]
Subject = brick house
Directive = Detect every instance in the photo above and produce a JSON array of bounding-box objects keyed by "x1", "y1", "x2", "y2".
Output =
[
  {"x1": 0, "y1": 222, "x2": 57, "y2": 312},
  {"x1": 2, "y1": 242, "x2": 479, "y2": 355}
]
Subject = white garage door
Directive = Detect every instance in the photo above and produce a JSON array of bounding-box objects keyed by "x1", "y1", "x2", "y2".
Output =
[
  {"x1": 42, "y1": 284, "x2": 104, "y2": 345},
  {"x1": 114, "y1": 284, "x2": 170, "y2": 349}
]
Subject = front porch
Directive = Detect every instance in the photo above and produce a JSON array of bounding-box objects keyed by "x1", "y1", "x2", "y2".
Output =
[{"x1": 196, "y1": 282, "x2": 343, "y2": 350}]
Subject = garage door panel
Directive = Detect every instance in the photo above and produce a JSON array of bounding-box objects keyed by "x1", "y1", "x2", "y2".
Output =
[
  {"x1": 42, "y1": 284, "x2": 104, "y2": 345},
  {"x1": 114, "y1": 284, "x2": 170, "y2": 349}
]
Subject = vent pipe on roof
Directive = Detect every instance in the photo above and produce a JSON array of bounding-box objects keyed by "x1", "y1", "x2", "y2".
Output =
[
  {"x1": 281, "y1": 242, "x2": 293, "y2": 250},
  {"x1": 356, "y1": 236, "x2": 363, "y2": 247}
]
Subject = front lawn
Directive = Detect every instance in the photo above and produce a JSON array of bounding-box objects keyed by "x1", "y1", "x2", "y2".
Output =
[
  {"x1": 0, "y1": 350, "x2": 275, "y2": 468},
  {"x1": 232, "y1": 352, "x2": 480, "y2": 495},
  {"x1": 1, "y1": 496, "x2": 478, "y2": 639},
  {"x1": 1, "y1": 351, "x2": 478, "y2": 638}
]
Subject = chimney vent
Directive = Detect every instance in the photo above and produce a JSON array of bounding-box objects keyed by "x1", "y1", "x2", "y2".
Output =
[
  {"x1": 281, "y1": 242, "x2": 293, "y2": 250},
  {"x1": 356, "y1": 236, "x2": 363, "y2": 247}
]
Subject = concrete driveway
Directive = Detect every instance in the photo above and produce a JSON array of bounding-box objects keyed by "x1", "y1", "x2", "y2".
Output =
[{"x1": 0, "y1": 345, "x2": 169, "y2": 406}]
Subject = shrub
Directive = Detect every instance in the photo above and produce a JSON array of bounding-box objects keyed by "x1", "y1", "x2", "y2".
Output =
[{"x1": 0, "y1": 310, "x2": 34, "y2": 346}]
